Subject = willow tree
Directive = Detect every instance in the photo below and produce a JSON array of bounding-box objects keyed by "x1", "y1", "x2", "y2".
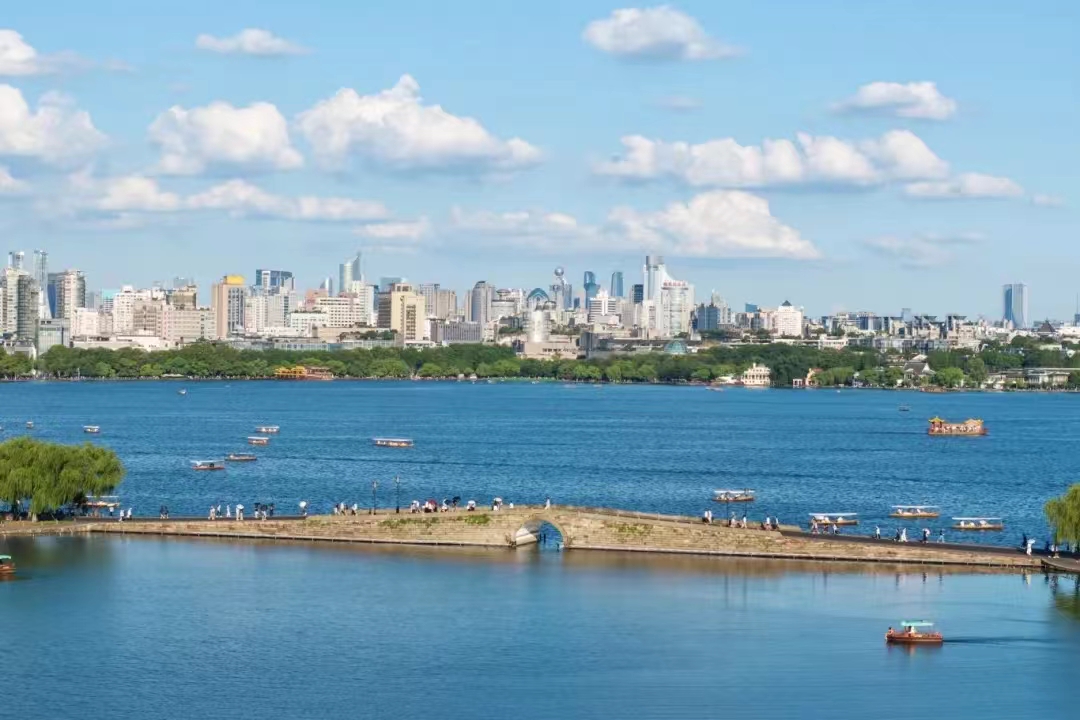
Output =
[
  {"x1": 1045, "y1": 484, "x2": 1080, "y2": 546},
  {"x1": 0, "y1": 438, "x2": 125, "y2": 519}
]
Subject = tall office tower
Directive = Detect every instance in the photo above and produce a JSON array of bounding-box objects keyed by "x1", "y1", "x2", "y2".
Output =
[
  {"x1": 379, "y1": 276, "x2": 403, "y2": 292},
  {"x1": 319, "y1": 277, "x2": 334, "y2": 297},
  {"x1": 583, "y1": 270, "x2": 600, "y2": 306},
  {"x1": 643, "y1": 255, "x2": 667, "y2": 301},
  {"x1": 631, "y1": 284, "x2": 644, "y2": 304},
  {"x1": 659, "y1": 278, "x2": 694, "y2": 338},
  {"x1": 338, "y1": 252, "x2": 362, "y2": 294},
  {"x1": 435, "y1": 289, "x2": 457, "y2": 320},
  {"x1": 255, "y1": 269, "x2": 295, "y2": 292},
  {"x1": 211, "y1": 275, "x2": 248, "y2": 338},
  {"x1": 53, "y1": 270, "x2": 87, "y2": 321},
  {"x1": 8, "y1": 251, "x2": 24, "y2": 270},
  {"x1": 610, "y1": 271, "x2": 624, "y2": 298},
  {"x1": 419, "y1": 283, "x2": 440, "y2": 317},
  {"x1": 172, "y1": 276, "x2": 194, "y2": 290},
  {"x1": 377, "y1": 283, "x2": 427, "y2": 341},
  {"x1": 2, "y1": 263, "x2": 38, "y2": 340},
  {"x1": 33, "y1": 250, "x2": 51, "y2": 320},
  {"x1": 549, "y1": 267, "x2": 567, "y2": 310},
  {"x1": 470, "y1": 281, "x2": 495, "y2": 326},
  {"x1": 1003, "y1": 283, "x2": 1029, "y2": 329}
]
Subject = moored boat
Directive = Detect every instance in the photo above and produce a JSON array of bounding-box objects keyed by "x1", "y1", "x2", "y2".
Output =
[
  {"x1": 191, "y1": 460, "x2": 226, "y2": 471},
  {"x1": 226, "y1": 453, "x2": 258, "y2": 462},
  {"x1": 889, "y1": 505, "x2": 940, "y2": 519},
  {"x1": 247, "y1": 436, "x2": 270, "y2": 446},
  {"x1": 373, "y1": 437, "x2": 414, "y2": 448},
  {"x1": 0, "y1": 554, "x2": 15, "y2": 576},
  {"x1": 928, "y1": 417, "x2": 986, "y2": 436},
  {"x1": 83, "y1": 425, "x2": 101, "y2": 434},
  {"x1": 810, "y1": 512, "x2": 859, "y2": 526},
  {"x1": 952, "y1": 516, "x2": 1004, "y2": 531},
  {"x1": 886, "y1": 621, "x2": 943, "y2": 645},
  {"x1": 712, "y1": 489, "x2": 755, "y2": 503}
]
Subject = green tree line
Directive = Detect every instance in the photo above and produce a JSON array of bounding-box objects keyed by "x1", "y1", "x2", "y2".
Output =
[{"x1": 0, "y1": 438, "x2": 125, "y2": 520}]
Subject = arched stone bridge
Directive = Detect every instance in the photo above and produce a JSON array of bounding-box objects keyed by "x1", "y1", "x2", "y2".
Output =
[{"x1": 95, "y1": 505, "x2": 1038, "y2": 569}]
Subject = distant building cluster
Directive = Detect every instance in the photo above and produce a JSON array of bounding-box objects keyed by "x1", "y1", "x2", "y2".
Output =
[{"x1": 0, "y1": 249, "x2": 1067, "y2": 363}]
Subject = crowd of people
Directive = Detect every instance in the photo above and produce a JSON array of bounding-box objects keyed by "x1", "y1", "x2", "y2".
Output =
[{"x1": 700, "y1": 510, "x2": 781, "y2": 531}]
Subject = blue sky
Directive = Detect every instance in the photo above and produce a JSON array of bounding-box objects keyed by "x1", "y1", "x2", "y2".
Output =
[{"x1": 1, "y1": 0, "x2": 1077, "y2": 318}]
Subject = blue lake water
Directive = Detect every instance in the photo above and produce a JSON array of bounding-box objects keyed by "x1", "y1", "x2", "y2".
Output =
[
  {"x1": 1, "y1": 381, "x2": 1077, "y2": 544},
  {"x1": 2, "y1": 535, "x2": 1079, "y2": 720}
]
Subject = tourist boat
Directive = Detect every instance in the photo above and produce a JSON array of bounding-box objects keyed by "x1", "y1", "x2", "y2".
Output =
[
  {"x1": 810, "y1": 512, "x2": 859, "y2": 526},
  {"x1": 25, "y1": 421, "x2": 33, "y2": 429},
  {"x1": 177, "y1": 389, "x2": 187, "y2": 396},
  {"x1": 373, "y1": 437, "x2": 414, "y2": 448},
  {"x1": 712, "y1": 489, "x2": 755, "y2": 503},
  {"x1": 83, "y1": 425, "x2": 101, "y2": 434},
  {"x1": 886, "y1": 621, "x2": 943, "y2": 645},
  {"x1": 226, "y1": 453, "x2": 258, "y2": 462},
  {"x1": 247, "y1": 436, "x2": 270, "y2": 446},
  {"x1": 0, "y1": 554, "x2": 15, "y2": 576},
  {"x1": 928, "y1": 417, "x2": 986, "y2": 436},
  {"x1": 951, "y1": 516, "x2": 1004, "y2": 531},
  {"x1": 889, "y1": 505, "x2": 940, "y2": 519},
  {"x1": 191, "y1": 460, "x2": 226, "y2": 471},
  {"x1": 82, "y1": 496, "x2": 122, "y2": 515},
  {"x1": 255, "y1": 426, "x2": 280, "y2": 434}
]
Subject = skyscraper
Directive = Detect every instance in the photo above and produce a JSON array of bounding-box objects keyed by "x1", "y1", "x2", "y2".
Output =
[
  {"x1": 631, "y1": 284, "x2": 644, "y2": 304},
  {"x1": 1003, "y1": 283, "x2": 1029, "y2": 329},
  {"x1": 211, "y1": 275, "x2": 248, "y2": 338},
  {"x1": 644, "y1": 255, "x2": 665, "y2": 301},
  {"x1": 255, "y1": 269, "x2": 295, "y2": 291},
  {"x1": 583, "y1": 270, "x2": 600, "y2": 307},
  {"x1": 33, "y1": 250, "x2": 51, "y2": 320},
  {"x1": 470, "y1": 281, "x2": 495, "y2": 326},
  {"x1": 338, "y1": 252, "x2": 362, "y2": 294},
  {"x1": 610, "y1": 271, "x2": 624, "y2": 298},
  {"x1": 52, "y1": 270, "x2": 87, "y2": 321}
]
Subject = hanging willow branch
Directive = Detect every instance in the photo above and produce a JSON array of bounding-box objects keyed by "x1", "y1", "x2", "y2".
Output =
[{"x1": 0, "y1": 438, "x2": 125, "y2": 518}]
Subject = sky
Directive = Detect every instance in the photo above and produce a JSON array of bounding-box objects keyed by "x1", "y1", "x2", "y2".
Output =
[{"x1": 1, "y1": 0, "x2": 1077, "y2": 319}]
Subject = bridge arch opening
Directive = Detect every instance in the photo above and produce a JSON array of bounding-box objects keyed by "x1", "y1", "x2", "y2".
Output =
[{"x1": 514, "y1": 518, "x2": 565, "y2": 550}]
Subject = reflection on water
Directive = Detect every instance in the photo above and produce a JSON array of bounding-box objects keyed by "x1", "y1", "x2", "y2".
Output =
[{"x1": 1049, "y1": 574, "x2": 1080, "y2": 620}]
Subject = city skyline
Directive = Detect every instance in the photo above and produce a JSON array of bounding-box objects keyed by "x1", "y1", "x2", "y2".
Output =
[{"x1": 0, "y1": 1, "x2": 1076, "y2": 317}]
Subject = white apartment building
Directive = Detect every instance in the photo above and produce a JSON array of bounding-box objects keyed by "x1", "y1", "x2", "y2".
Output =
[
  {"x1": 289, "y1": 310, "x2": 329, "y2": 336},
  {"x1": 773, "y1": 301, "x2": 804, "y2": 338},
  {"x1": 660, "y1": 280, "x2": 694, "y2": 338},
  {"x1": 587, "y1": 289, "x2": 622, "y2": 326},
  {"x1": 162, "y1": 306, "x2": 213, "y2": 344}
]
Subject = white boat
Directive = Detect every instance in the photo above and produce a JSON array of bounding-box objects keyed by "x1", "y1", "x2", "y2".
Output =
[
  {"x1": 373, "y1": 437, "x2": 414, "y2": 448},
  {"x1": 890, "y1": 505, "x2": 939, "y2": 519},
  {"x1": 255, "y1": 425, "x2": 280, "y2": 434},
  {"x1": 247, "y1": 436, "x2": 270, "y2": 446},
  {"x1": 178, "y1": 389, "x2": 187, "y2": 396},
  {"x1": 25, "y1": 421, "x2": 33, "y2": 429},
  {"x1": 191, "y1": 460, "x2": 226, "y2": 471},
  {"x1": 83, "y1": 425, "x2": 101, "y2": 434},
  {"x1": 810, "y1": 512, "x2": 859, "y2": 526},
  {"x1": 951, "y1": 516, "x2": 1004, "y2": 531},
  {"x1": 712, "y1": 489, "x2": 755, "y2": 503}
]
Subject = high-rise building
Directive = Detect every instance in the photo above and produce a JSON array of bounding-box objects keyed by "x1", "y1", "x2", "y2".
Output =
[
  {"x1": 33, "y1": 250, "x2": 51, "y2": 321},
  {"x1": 255, "y1": 269, "x2": 295, "y2": 292},
  {"x1": 338, "y1": 252, "x2": 362, "y2": 295},
  {"x1": 587, "y1": 288, "x2": 620, "y2": 325},
  {"x1": 470, "y1": 281, "x2": 495, "y2": 326},
  {"x1": 1003, "y1": 283, "x2": 1029, "y2": 329},
  {"x1": 1, "y1": 264, "x2": 38, "y2": 341},
  {"x1": 378, "y1": 283, "x2": 427, "y2": 341},
  {"x1": 51, "y1": 270, "x2": 86, "y2": 321},
  {"x1": 774, "y1": 301, "x2": 804, "y2": 337},
  {"x1": 419, "y1": 283, "x2": 440, "y2": 318},
  {"x1": 211, "y1": 275, "x2": 248, "y2": 338},
  {"x1": 631, "y1": 284, "x2": 644, "y2": 304},
  {"x1": 610, "y1": 271, "x2": 624, "y2": 298},
  {"x1": 549, "y1": 267, "x2": 572, "y2": 310},
  {"x1": 171, "y1": 276, "x2": 193, "y2": 290},
  {"x1": 320, "y1": 277, "x2": 334, "y2": 297},
  {"x1": 379, "y1": 276, "x2": 403, "y2": 292},
  {"x1": 583, "y1": 270, "x2": 600, "y2": 307},
  {"x1": 436, "y1": 289, "x2": 457, "y2": 320},
  {"x1": 659, "y1": 279, "x2": 694, "y2": 338},
  {"x1": 644, "y1": 255, "x2": 665, "y2": 301},
  {"x1": 168, "y1": 285, "x2": 198, "y2": 309}
]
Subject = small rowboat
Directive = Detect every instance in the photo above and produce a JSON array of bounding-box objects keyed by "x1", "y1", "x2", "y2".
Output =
[
  {"x1": 886, "y1": 621, "x2": 942, "y2": 645},
  {"x1": 255, "y1": 425, "x2": 280, "y2": 434},
  {"x1": 810, "y1": 513, "x2": 859, "y2": 526},
  {"x1": 83, "y1": 425, "x2": 101, "y2": 434},
  {"x1": 25, "y1": 421, "x2": 33, "y2": 429},
  {"x1": 178, "y1": 389, "x2": 187, "y2": 396},
  {"x1": 952, "y1": 517, "x2": 1004, "y2": 531},
  {"x1": 0, "y1": 554, "x2": 15, "y2": 576},
  {"x1": 247, "y1": 436, "x2": 270, "y2": 446},
  {"x1": 889, "y1": 505, "x2": 940, "y2": 519},
  {"x1": 373, "y1": 437, "x2": 414, "y2": 448},
  {"x1": 712, "y1": 489, "x2": 755, "y2": 503},
  {"x1": 226, "y1": 453, "x2": 258, "y2": 462},
  {"x1": 191, "y1": 460, "x2": 226, "y2": 471}
]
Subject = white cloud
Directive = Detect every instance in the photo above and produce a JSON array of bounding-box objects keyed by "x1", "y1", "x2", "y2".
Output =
[
  {"x1": 195, "y1": 29, "x2": 308, "y2": 56},
  {"x1": 654, "y1": 95, "x2": 702, "y2": 112},
  {"x1": 583, "y1": 6, "x2": 738, "y2": 60},
  {"x1": 296, "y1": 75, "x2": 541, "y2": 173},
  {"x1": 904, "y1": 172, "x2": 1024, "y2": 199},
  {"x1": 1032, "y1": 193, "x2": 1064, "y2": 208},
  {"x1": 863, "y1": 233, "x2": 981, "y2": 268},
  {"x1": 453, "y1": 191, "x2": 818, "y2": 260},
  {"x1": 835, "y1": 81, "x2": 957, "y2": 120},
  {"x1": 0, "y1": 86, "x2": 105, "y2": 164},
  {"x1": 608, "y1": 190, "x2": 820, "y2": 259},
  {"x1": 595, "y1": 129, "x2": 948, "y2": 188},
  {"x1": 354, "y1": 218, "x2": 431, "y2": 240},
  {"x1": 0, "y1": 29, "x2": 45, "y2": 75},
  {"x1": 0, "y1": 165, "x2": 27, "y2": 193},
  {"x1": 149, "y1": 101, "x2": 302, "y2": 175},
  {"x1": 185, "y1": 179, "x2": 387, "y2": 220}
]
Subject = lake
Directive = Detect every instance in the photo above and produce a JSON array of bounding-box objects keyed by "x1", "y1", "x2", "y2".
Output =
[
  {"x1": 2, "y1": 535, "x2": 1079, "y2": 720},
  {"x1": 1, "y1": 381, "x2": 1076, "y2": 545}
]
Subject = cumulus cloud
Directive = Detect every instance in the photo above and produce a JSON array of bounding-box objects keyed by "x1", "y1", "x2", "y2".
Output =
[
  {"x1": 195, "y1": 29, "x2": 308, "y2": 56},
  {"x1": 834, "y1": 81, "x2": 957, "y2": 120},
  {"x1": 0, "y1": 165, "x2": 27, "y2": 193},
  {"x1": 60, "y1": 173, "x2": 388, "y2": 223},
  {"x1": 354, "y1": 218, "x2": 431, "y2": 240},
  {"x1": 453, "y1": 191, "x2": 819, "y2": 260},
  {"x1": 1032, "y1": 193, "x2": 1064, "y2": 208},
  {"x1": 608, "y1": 191, "x2": 820, "y2": 259},
  {"x1": 0, "y1": 85, "x2": 105, "y2": 164},
  {"x1": 149, "y1": 101, "x2": 302, "y2": 175},
  {"x1": 863, "y1": 232, "x2": 982, "y2": 268},
  {"x1": 595, "y1": 129, "x2": 948, "y2": 188},
  {"x1": 904, "y1": 172, "x2": 1024, "y2": 199},
  {"x1": 583, "y1": 6, "x2": 738, "y2": 60},
  {"x1": 296, "y1": 75, "x2": 541, "y2": 173}
]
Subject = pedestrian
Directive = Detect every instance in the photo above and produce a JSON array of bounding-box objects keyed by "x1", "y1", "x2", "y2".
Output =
[
  {"x1": 874, "y1": 525, "x2": 881, "y2": 540},
  {"x1": 126, "y1": 508, "x2": 133, "y2": 520},
  {"x1": 544, "y1": 497, "x2": 551, "y2": 510},
  {"x1": 236, "y1": 504, "x2": 244, "y2": 521},
  {"x1": 209, "y1": 506, "x2": 216, "y2": 520},
  {"x1": 938, "y1": 529, "x2": 945, "y2": 543},
  {"x1": 299, "y1": 500, "x2": 308, "y2": 517},
  {"x1": 225, "y1": 505, "x2": 232, "y2": 518},
  {"x1": 1025, "y1": 538, "x2": 1034, "y2": 556},
  {"x1": 922, "y1": 528, "x2": 931, "y2": 543}
]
